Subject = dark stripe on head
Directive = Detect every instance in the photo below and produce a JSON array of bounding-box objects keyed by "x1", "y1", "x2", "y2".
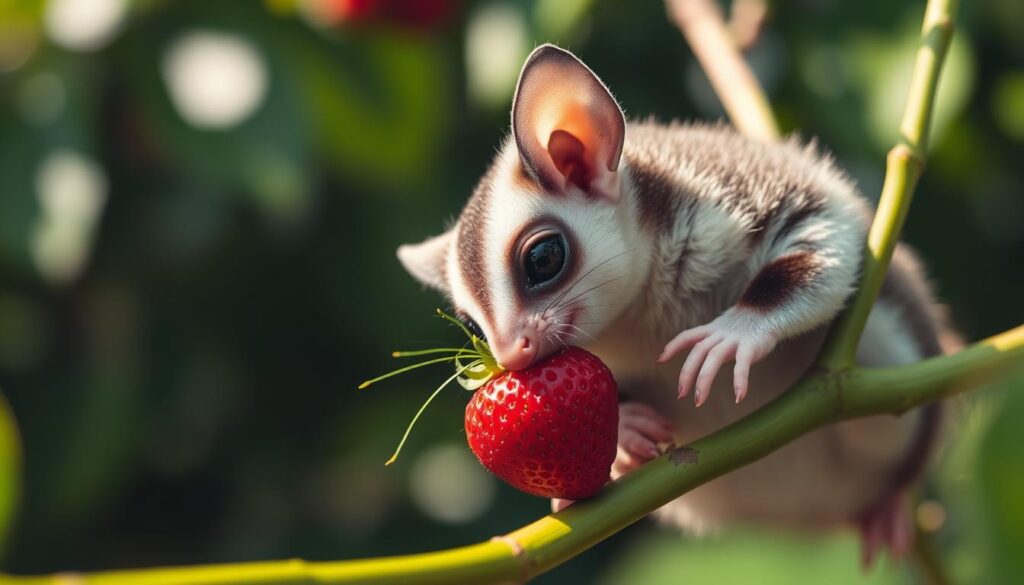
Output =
[
  {"x1": 627, "y1": 155, "x2": 681, "y2": 234},
  {"x1": 739, "y1": 250, "x2": 822, "y2": 310},
  {"x1": 457, "y1": 174, "x2": 495, "y2": 324}
]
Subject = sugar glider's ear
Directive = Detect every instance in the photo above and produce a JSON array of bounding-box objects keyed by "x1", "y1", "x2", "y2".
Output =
[
  {"x1": 397, "y1": 229, "x2": 453, "y2": 292},
  {"x1": 512, "y1": 44, "x2": 626, "y2": 203}
]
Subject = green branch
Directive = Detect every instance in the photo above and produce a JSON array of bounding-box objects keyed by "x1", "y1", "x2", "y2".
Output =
[
  {"x1": 5, "y1": 326, "x2": 1022, "y2": 585},
  {"x1": 4, "y1": 0, "x2": 1018, "y2": 584},
  {"x1": 819, "y1": 0, "x2": 959, "y2": 369}
]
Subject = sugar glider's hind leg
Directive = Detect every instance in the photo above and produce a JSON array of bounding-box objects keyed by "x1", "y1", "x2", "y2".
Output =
[{"x1": 844, "y1": 245, "x2": 954, "y2": 567}]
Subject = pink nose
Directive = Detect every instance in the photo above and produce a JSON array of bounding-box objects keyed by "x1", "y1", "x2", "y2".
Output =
[{"x1": 493, "y1": 335, "x2": 537, "y2": 371}]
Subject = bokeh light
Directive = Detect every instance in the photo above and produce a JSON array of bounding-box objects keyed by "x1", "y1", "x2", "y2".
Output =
[
  {"x1": 44, "y1": 0, "x2": 127, "y2": 52},
  {"x1": 161, "y1": 31, "x2": 269, "y2": 130},
  {"x1": 466, "y1": 3, "x2": 528, "y2": 108},
  {"x1": 410, "y1": 444, "x2": 496, "y2": 524},
  {"x1": 31, "y1": 150, "x2": 108, "y2": 285}
]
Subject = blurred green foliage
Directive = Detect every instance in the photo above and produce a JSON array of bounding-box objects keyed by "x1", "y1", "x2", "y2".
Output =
[{"x1": 0, "y1": 0, "x2": 1021, "y2": 582}]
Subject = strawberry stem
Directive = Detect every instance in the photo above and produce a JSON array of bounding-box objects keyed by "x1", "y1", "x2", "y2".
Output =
[
  {"x1": 358, "y1": 353, "x2": 479, "y2": 389},
  {"x1": 385, "y1": 359, "x2": 483, "y2": 466},
  {"x1": 364, "y1": 309, "x2": 507, "y2": 466},
  {"x1": 436, "y1": 308, "x2": 476, "y2": 341},
  {"x1": 391, "y1": 347, "x2": 471, "y2": 358}
]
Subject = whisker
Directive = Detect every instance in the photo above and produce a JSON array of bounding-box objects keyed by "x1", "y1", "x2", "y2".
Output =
[
  {"x1": 547, "y1": 299, "x2": 587, "y2": 324},
  {"x1": 580, "y1": 301, "x2": 630, "y2": 309},
  {"x1": 552, "y1": 330, "x2": 568, "y2": 348},
  {"x1": 556, "y1": 276, "x2": 622, "y2": 310},
  {"x1": 544, "y1": 248, "x2": 635, "y2": 314},
  {"x1": 547, "y1": 290, "x2": 624, "y2": 324},
  {"x1": 590, "y1": 223, "x2": 618, "y2": 249},
  {"x1": 563, "y1": 323, "x2": 596, "y2": 341}
]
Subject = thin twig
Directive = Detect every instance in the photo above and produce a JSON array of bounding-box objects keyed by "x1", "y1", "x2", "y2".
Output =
[
  {"x1": 819, "y1": 0, "x2": 960, "y2": 368},
  {"x1": 728, "y1": 0, "x2": 769, "y2": 52},
  {"x1": 666, "y1": 0, "x2": 779, "y2": 140}
]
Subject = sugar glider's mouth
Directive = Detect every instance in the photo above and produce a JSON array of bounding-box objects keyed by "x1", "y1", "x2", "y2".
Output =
[{"x1": 492, "y1": 308, "x2": 581, "y2": 371}]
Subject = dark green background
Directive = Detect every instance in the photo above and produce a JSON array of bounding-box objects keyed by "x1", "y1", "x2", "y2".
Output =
[{"x1": 1, "y1": 0, "x2": 1022, "y2": 582}]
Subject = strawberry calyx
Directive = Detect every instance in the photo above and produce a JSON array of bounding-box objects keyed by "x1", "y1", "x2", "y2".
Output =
[{"x1": 359, "y1": 309, "x2": 505, "y2": 465}]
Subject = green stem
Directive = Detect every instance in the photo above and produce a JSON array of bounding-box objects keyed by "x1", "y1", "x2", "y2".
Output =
[
  {"x1": 358, "y1": 355, "x2": 475, "y2": 389},
  {"x1": 391, "y1": 348, "x2": 470, "y2": 358},
  {"x1": 385, "y1": 360, "x2": 482, "y2": 466},
  {"x1": 819, "y1": 0, "x2": 959, "y2": 369}
]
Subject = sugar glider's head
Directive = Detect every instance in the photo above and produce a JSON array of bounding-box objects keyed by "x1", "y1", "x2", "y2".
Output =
[{"x1": 398, "y1": 45, "x2": 643, "y2": 370}]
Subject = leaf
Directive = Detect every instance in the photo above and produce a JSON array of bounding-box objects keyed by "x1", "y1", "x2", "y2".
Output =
[
  {"x1": 977, "y1": 379, "x2": 1024, "y2": 583},
  {"x1": 283, "y1": 31, "x2": 451, "y2": 191}
]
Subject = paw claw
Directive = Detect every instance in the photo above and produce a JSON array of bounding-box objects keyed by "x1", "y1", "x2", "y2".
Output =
[
  {"x1": 614, "y1": 403, "x2": 675, "y2": 479},
  {"x1": 665, "y1": 312, "x2": 776, "y2": 407}
]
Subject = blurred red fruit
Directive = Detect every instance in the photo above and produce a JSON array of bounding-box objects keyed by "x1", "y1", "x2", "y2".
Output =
[
  {"x1": 316, "y1": 0, "x2": 456, "y2": 30},
  {"x1": 318, "y1": 0, "x2": 381, "y2": 24}
]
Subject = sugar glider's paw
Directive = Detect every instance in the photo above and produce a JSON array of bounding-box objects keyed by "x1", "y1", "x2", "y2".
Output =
[
  {"x1": 551, "y1": 402, "x2": 673, "y2": 514},
  {"x1": 612, "y1": 402, "x2": 675, "y2": 478},
  {"x1": 858, "y1": 491, "x2": 914, "y2": 568},
  {"x1": 658, "y1": 310, "x2": 778, "y2": 406}
]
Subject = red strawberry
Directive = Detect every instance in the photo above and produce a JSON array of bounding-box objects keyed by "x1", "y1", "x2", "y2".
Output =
[
  {"x1": 464, "y1": 347, "x2": 618, "y2": 500},
  {"x1": 363, "y1": 311, "x2": 618, "y2": 501}
]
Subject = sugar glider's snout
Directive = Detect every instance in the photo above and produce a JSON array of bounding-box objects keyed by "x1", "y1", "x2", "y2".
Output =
[{"x1": 490, "y1": 333, "x2": 538, "y2": 371}]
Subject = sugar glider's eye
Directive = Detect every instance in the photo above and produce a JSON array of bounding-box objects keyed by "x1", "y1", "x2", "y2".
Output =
[
  {"x1": 524, "y1": 233, "x2": 567, "y2": 288},
  {"x1": 457, "y1": 312, "x2": 485, "y2": 340},
  {"x1": 465, "y1": 317, "x2": 485, "y2": 339}
]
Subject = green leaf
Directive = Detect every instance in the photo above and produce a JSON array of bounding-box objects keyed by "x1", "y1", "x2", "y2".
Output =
[
  {"x1": 284, "y1": 32, "x2": 450, "y2": 191},
  {"x1": 977, "y1": 379, "x2": 1024, "y2": 583}
]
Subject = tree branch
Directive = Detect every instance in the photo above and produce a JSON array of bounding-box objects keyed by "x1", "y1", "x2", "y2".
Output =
[
  {"x1": 819, "y1": 0, "x2": 959, "y2": 368},
  {"x1": 5, "y1": 326, "x2": 1022, "y2": 585},
  {"x1": 666, "y1": 0, "x2": 780, "y2": 140}
]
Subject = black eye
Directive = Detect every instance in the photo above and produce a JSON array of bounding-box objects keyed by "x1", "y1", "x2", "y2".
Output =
[
  {"x1": 461, "y1": 316, "x2": 485, "y2": 340},
  {"x1": 524, "y1": 234, "x2": 567, "y2": 288}
]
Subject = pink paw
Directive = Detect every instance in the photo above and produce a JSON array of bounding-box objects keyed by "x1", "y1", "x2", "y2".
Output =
[
  {"x1": 612, "y1": 402, "x2": 675, "y2": 479},
  {"x1": 552, "y1": 402, "x2": 673, "y2": 513},
  {"x1": 658, "y1": 311, "x2": 777, "y2": 407},
  {"x1": 858, "y1": 491, "x2": 914, "y2": 568}
]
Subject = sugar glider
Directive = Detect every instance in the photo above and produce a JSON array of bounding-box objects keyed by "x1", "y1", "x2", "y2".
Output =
[{"x1": 397, "y1": 44, "x2": 955, "y2": 564}]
